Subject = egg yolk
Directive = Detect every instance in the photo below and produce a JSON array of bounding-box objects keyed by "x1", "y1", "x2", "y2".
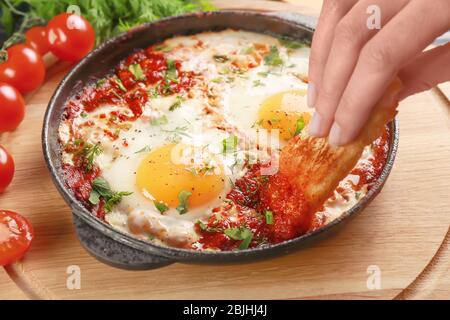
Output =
[
  {"x1": 136, "y1": 143, "x2": 225, "y2": 209},
  {"x1": 258, "y1": 90, "x2": 311, "y2": 140}
]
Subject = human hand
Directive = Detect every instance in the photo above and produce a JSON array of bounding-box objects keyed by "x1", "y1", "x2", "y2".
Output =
[{"x1": 307, "y1": 0, "x2": 450, "y2": 146}]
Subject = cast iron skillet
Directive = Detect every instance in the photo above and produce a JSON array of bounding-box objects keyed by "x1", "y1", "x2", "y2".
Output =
[{"x1": 42, "y1": 11, "x2": 399, "y2": 270}]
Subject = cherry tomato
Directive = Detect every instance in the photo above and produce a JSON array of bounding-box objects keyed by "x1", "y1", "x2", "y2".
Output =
[
  {"x1": 0, "y1": 210, "x2": 34, "y2": 266},
  {"x1": 0, "y1": 145, "x2": 14, "y2": 193},
  {"x1": 25, "y1": 25, "x2": 50, "y2": 55},
  {"x1": 47, "y1": 13, "x2": 95, "y2": 62},
  {"x1": 0, "y1": 82, "x2": 25, "y2": 132},
  {"x1": 0, "y1": 44, "x2": 46, "y2": 93}
]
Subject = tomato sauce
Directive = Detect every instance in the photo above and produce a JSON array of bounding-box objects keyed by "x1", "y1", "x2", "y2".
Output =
[
  {"x1": 198, "y1": 127, "x2": 391, "y2": 250},
  {"x1": 65, "y1": 47, "x2": 196, "y2": 123},
  {"x1": 198, "y1": 163, "x2": 311, "y2": 250}
]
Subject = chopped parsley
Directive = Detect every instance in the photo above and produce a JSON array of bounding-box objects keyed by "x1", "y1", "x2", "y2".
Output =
[
  {"x1": 264, "y1": 45, "x2": 283, "y2": 67},
  {"x1": 278, "y1": 37, "x2": 307, "y2": 49},
  {"x1": 169, "y1": 96, "x2": 183, "y2": 111},
  {"x1": 154, "y1": 44, "x2": 172, "y2": 53},
  {"x1": 165, "y1": 59, "x2": 178, "y2": 82},
  {"x1": 128, "y1": 63, "x2": 146, "y2": 81},
  {"x1": 224, "y1": 226, "x2": 253, "y2": 250},
  {"x1": 265, "y1": 210, "x2": 274, "y2": 225},
  {"x1": 197, "y1": 220, "x2": 223, "y2": 233},
  {"x1": 253, "y1": 79, "x2": 265, "y2": 87},
  {"x1": 113, "y1": 77, "x2": 127, "y2": 92},
  {"x1": 294, "y1": 116, "x2": 305, "y2": 136},
  {"x1": 96, "y1": 78, "x2": 106, "y2": 88},
  {"x1": 80, "y1": 142, "x2": 102, "y2": 172},
  {"x1": 154, "y1": 201, "x2": 169, "y2": 214},
  {"x1": 89, "y1": 177, "x2": 132, "y2": 212},
  {"x1": 163, "y1": 126, "x2": 191, "y2": 142},
  {"x1": 176, "y1": 190, "x2": 192, "y2": 214},
  {"x1": 150, "y1": 115, "x2": 168, "y2": 126},
  {"x1": 134, "y1": 145, "x2": 152, "y2": 154},
  {"x1": 222, "y1": 135, "x2": 238, "y2": 154},
  {"x1": 213, "y1": 54, "x2": 229, "y2": 63}
]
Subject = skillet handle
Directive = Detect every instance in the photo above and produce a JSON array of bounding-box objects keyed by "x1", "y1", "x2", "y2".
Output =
[{"x1": 73, "y1": 214, "x2": 174, "y2": 270}]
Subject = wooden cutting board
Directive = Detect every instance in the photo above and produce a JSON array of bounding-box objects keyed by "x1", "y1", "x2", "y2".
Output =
[{"x1": 1, "y1": 0, "x2": 450, "y2": 300}]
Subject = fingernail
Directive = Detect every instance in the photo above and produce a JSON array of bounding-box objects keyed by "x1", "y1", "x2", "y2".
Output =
[
  {"x1": 307, "y1": 83, "x2": 316, "y2": 108},
  {"x1": 328, "y1": 122, "x2": 342, "y2": 147},
  {"x1": 308, "y1": 112, "x2": 322, "y2": 137}
]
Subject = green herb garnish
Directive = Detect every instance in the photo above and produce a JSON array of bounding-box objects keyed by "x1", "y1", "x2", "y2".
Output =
[
  {"x1": 176, "y1": 190, "x2": 192, "y2": 214},
  {"x1": 253, "y1": 79, "x2": 264, "y2": 87},
  {"x1": 169, "y1": 96, "x2": 183, "y2": 111},
  {"x1": 89, "y1": 177, "x2": 132, "y2": 212},
  {"x1": 150, "y1": 115, "x2": 168, "y2": 126},
  {"x1": 134, "y1": 145, "x2": 152, "y2": 154},
  {"x1": 264, "y1": 45, "x2": 283, "y2": 67},
  {"x1": 278, "y1": 37, "x2": 307, "y2": 49},
  {"x1": 128, "y1": 63, "x2": 146, "y2": 81},
  {"x1": 165, "y1": 59, "x2": 178, "y2": 82},
  {"x1": 222, "y1": 135, "x2": 238, "y2": 154},
  {"x1": 224, "y1": 226, "x2": 253, "y2": 250},
  {"x1": 80, "y1": 142, "x2": 102, "y2": 172},
  {"x1": 294, "y1": 116, "x2": 305, "y2": 136},
  {"x1": 113, "y1": 78, "x2": 127, "y2": 92},
  {"x1": 264, "y1": 210, "x2": 273, "y2": 225},
  {"x1": 154, "y1": 201, "x2": 169, "y2": 214},
  {"x1": 197, "y1": 220, "x2": 223, "y2": 233}
]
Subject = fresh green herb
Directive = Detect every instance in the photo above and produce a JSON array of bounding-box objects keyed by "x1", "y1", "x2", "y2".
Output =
[
  {"x1": 294, "y1": 116, "x2": 305, "y2": 136},
  {"x1": 96, "y1": 78, "x2": 107, "y2": 88},
  {"x1": 213, "y1": 54, "x2": 229, "y2": 63},
  {"x1": 134, "y1": 145, "x2": 152, "y2": 154},
  {"x1": 89, "y1": 177, "x2": 132, "y2": 212},
  {"x1": 224, "y1": 226, "x2": 253, "y2": 250},
  {"x1": 154, "y1": 201, "x2": 169, "y2": 214},
  {"x1": 264, "y1": 210, "x2": 273, "y2": 225},
  {"x1": 176, "y1": 190, "x2": 192, "y2": 214},
  {"x1": 278, "y1": 37, "x2": 307, "y2": 49},
  {"x1": 169, "y1": 96, "x2": 183, "y2": 111},
  {"x1": 165, "y1": 59, "x2": 178, "y2": 82},
  {"x1": 73, "y1": 139, "x2": 83, "y2": 146},
  {"x1": 211, "y1": 77, "x2": 223, "y2": 83},
  {"x1": 253, "y1": 79, "x2": 264, "y2": 87},
  {"x1": 148, "y1": 234, "x2": 155, "y2": 241},
  {"x1": 113, "y1": 77, "x2": 127, "y2": 92},
  {"x1": 257, "y1": 71, "x2": 269, "y2": 78},
  {"x1": 128, "y1": 63, "x2": 146, "y2": 81},
  {"x1": 197, "y1": 220, "x2": 223, "y2": 233},
  {"x1": 150, "y1": 115, "x2": 168, "y2": 126},
  {"x1": 243, "y1": 46, "x2": 255, "y2": 54},
  {"x1": 222, "y1": 135, "x2": 238, "y2": 154},
  {"x1": 264, "y1": 45, "x2": 283, "y2": 67},
  {"x1": 163, "y1": 126, "x2": 191, "y2": 142},
  {"x1": 80, "y1": 111, "x2": 88, "y2": 118},
  {"x1": 80, "y1": 142, "x2": 102, "y2": 172},
  {"x1": 7, "y1": 0, "x2": 215, "y2": 46},
  {"x1": 154, "y1": 44, "x2": 172, "y2": 53},
  {"x1": 148, "y1": 87, "x2": 160, "y2": 98}
]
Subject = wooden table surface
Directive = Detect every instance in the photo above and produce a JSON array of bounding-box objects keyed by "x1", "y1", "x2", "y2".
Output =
[{"x1": 1, "y1": 0, "x2": 449, "y2": 300}]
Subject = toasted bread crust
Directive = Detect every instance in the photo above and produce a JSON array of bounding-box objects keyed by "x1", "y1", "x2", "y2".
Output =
[{"x1": 279, "y1": 78, "x2": 402, "y2": 211}]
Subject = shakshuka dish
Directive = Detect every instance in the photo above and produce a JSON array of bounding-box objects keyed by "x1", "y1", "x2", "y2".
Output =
[{"x1": 58, "y1": 30, "x2": 390, "y2": 251}]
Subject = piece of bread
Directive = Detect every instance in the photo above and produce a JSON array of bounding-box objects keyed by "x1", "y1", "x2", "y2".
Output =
[{"x1": 279, "y1": 78, "x2": 402, "y2": 211}]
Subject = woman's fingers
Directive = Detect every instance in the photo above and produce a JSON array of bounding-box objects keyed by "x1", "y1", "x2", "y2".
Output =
[
  {"x1": 328, "y1": 0, "x2": 450, "y2": 146},
  {"x1": 307, "y1": 0, "x2": 356, "y2": 108},
  {"x1": 398, "y1": 43, "x2": 450, "y2": 100},
  {"x1": 309, "y1": 0, "x2": 410, "y2": 137}
]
